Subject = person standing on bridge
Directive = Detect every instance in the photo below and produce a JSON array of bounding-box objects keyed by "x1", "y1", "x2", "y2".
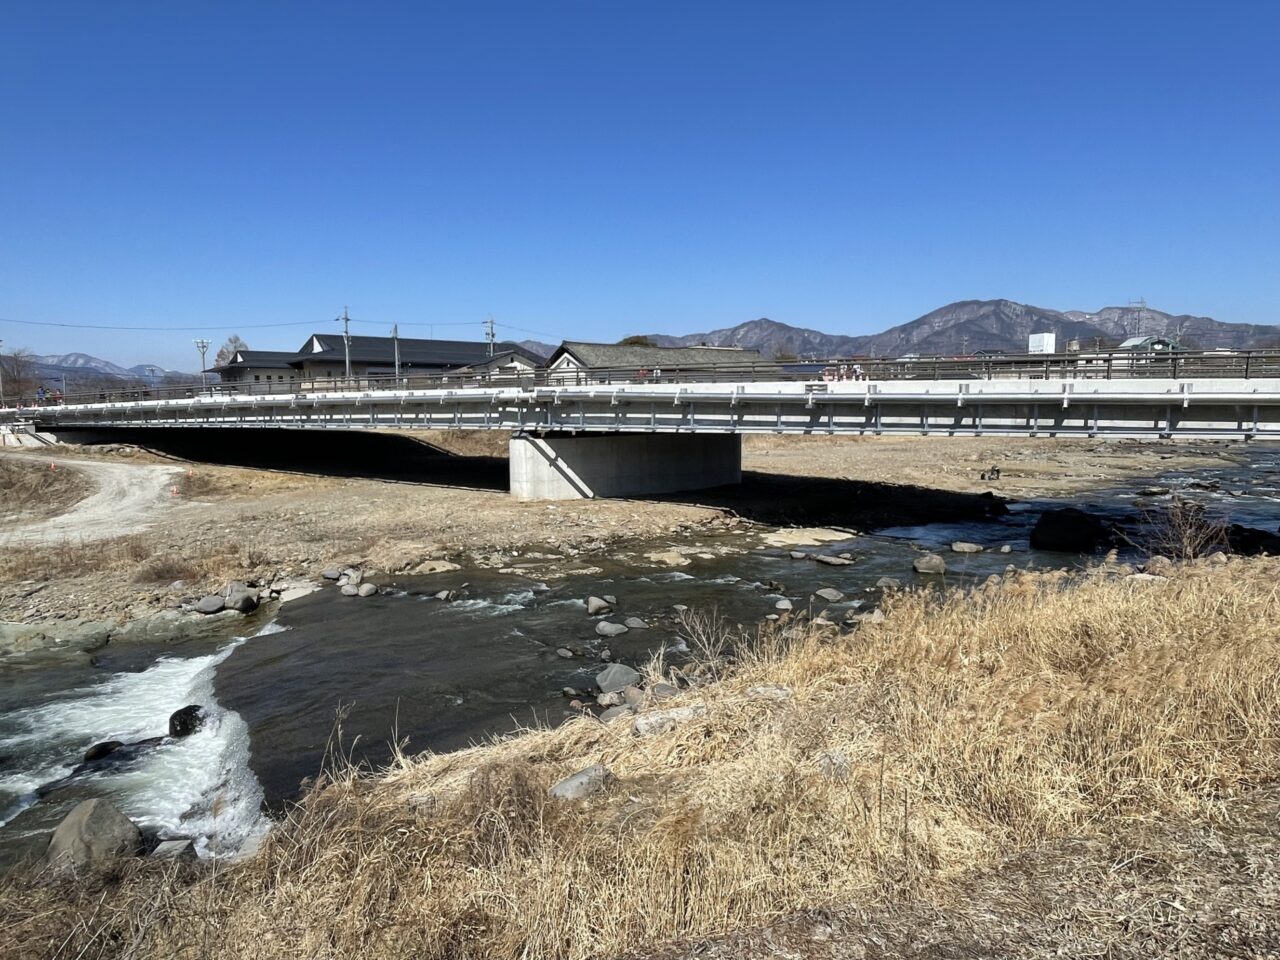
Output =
[{"x1": 36, "y1": 385, "x2": 46, "y2": 405}]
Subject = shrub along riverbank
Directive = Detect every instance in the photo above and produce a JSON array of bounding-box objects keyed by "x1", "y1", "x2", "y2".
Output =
[{"x1": 5, "y1": 557, "x2": 1280, "y2": 958}]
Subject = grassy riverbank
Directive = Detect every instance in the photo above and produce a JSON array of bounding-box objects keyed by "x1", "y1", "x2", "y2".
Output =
[
  {"x1": 0, "y1": 457, "x2": 92, "y2": 523},
  {"x1": 6, "y1": 558, "x2": 1280, "y2": 958}
]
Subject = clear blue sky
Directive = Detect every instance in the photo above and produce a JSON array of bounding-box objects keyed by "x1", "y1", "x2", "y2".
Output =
[{"x1": 2, "y1": 1, "x2": 1277, "y2": 369}]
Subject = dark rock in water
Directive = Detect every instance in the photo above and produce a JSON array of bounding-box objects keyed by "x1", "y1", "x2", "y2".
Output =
[
  {"x1": 169, "y1": 704, "x2": 205, "y2": 738},
  {"x1": 83, "y1": 740, "x2": 124, "y2": 763},
  {"x1": 1227, "y1": 524, "x2": 1280, "y2": 556},
  {"x1": 1030, "y1": 508, "x2": 1113, "y2": 553},
  {"x1": 45, "y1": 799, "x2": 141, "y2": 869}
]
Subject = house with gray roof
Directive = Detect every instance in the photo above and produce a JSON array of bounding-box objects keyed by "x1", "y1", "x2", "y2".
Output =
[
  {"x1": 208, "y1": 334, "x2": 545, "y2": 386},
  {"x1": 546, "y1": 341, "x2": 773, "y2": 384}
]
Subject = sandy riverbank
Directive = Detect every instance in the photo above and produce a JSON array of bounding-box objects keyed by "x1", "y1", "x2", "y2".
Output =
[{"x1": 0, "y1": 434, "x2": 1234, "y2": 627}]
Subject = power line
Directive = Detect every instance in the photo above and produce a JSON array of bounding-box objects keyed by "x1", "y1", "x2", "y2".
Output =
[{"x1": 0, "y1": 316, "x2": 322, "y2": 331}]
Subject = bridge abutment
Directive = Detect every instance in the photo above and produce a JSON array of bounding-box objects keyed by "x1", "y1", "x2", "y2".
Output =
[{"x1": 509, "y1": 432, "x2": 742, "y2": 500}]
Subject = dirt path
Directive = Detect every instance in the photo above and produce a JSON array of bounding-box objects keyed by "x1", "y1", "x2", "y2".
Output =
[{"x1": 0, "y1": 454, "x2": 184, "y2": 546}]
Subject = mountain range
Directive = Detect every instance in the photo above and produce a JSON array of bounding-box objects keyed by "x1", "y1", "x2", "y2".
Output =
[
  {"x1": 12, "y1": 300, "x2": 1279, "y2": 380},
  {"x1": 637, "y1": 300, "x2": 1280, "y2": 358},
  {"x1": 28, "y1": 353, "x2": 193, "y2": 383}
]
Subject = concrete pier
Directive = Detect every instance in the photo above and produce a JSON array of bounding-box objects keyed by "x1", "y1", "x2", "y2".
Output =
[{"x1": 509, "y1": 432, "x2": 742, "y2": 500}]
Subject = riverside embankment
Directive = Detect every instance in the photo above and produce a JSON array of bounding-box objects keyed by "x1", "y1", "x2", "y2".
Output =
[
  {"x1": 5, "y1": 554, "x2": 1279, "y2": 959},
  {"x1": 4, "y1": 435, "x2": 1280, "y2": 865}
]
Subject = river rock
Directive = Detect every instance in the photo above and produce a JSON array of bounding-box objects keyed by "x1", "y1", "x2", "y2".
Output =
[
  {"x1": 169, "y1": 704, "x2": 204, "y2": 738},
  {"x1": 814, "y1": 555, "x2": 854, "y2": 566},
  {"x1": 632, "y1": 704, "x2": 707, "y2": 738},
  {"x1": 645, "y1": 550, "x2": 690, "y2": 567},
  {"x1": 650, "y1": 682, "x2": 679, "y2": 700},
  {"x1": 672, "y1": 604, "x2": 689, "y2": 613},
  {"x1": 623, "y1": 685, "x2": 645, "y2": 708},
  {"x1": 586, "y1": 596, "x2": 611, "y2": 615},
  {"x1": 814, "y1": 587, "x2": 844, "y2": 602},
  {"x1": 345, "y1": 570, "x2": 363, "y2": 586},
  {"x1": 340, "y1": 584, "x2": 359, "y2": 597},
  {"x1": 599, "y1": 648, "x2": 612, "y2": 661},
  {"x1": 1140, "y1": 486, "x2": 1171, "y2": 496},
  {"x1": 595, "y1": 621, "x2": 629, "y2": 638},
  {"x1": 413, "y1": 560, "x2": 462, "y2": 575},
  {"x1": 555, "y1": 647, "x2": 575, "y2": 659},
  {"x1": 83, "y1": 741, "x2": 124, "y2": 763},
  {"x1": 596, "y1": 690, "x2": 625, "y2": 707},
  {"x1": 562, "y1": 686, "x2": 579, "y2": 697},
  {"x1": 596, "y1": 663, "x2": 642, "y2": 693},
  {"x1": 775, "y1": 598, "x2": 793, "y2": 611},
  {"x1": 912, "y1": 554, "x2": 947, "y2": 574},
  {"x1": 875, "y1": 577, "x2": 901, "y2": 590},
  {"x1": 1030, "y1": 507, "x2": 1112, "y2": 553},
  {"x1": 194, "y1": 595, "x2": 225, "y2": 615},
  {"x1": 599, "y1": 705, "x2": 633, "y2": 723},
  {"x1": 151, "y1": 839, "x2": 197, "y2": 861},
  {"x1": 45, "y1": 799, "x2": 142, "y2": 869},
  {"x1": 623, "y1": 616, "x2": 649, "y2": 629},
  {"x1": 789, "y1": 551, "x2": 808, "y2": 559},
  {"x1": 357, "y1": 582, "x2": 377, "y2": 598},
  {"x1": 223, "y1": 583, "x2": 258, "y2": 614},
  {"x1": 762, "y1": 528, "x2": 850, "y2": 548},
  {"x1": 951, "y1": 541, "x2": 983, "y2": 553},
  {"x1": 548, "y1": 764, "x2": 613, "y2": 800},
  {"x1": 603, "y1": 595, "x2": 618, "y2": 606},
  {"x1": 321, "y1": 567, "x2": 342, "y2": 581},
  {"x1": 999, "y1": 545, "x2": 1013, "y2": 554}
]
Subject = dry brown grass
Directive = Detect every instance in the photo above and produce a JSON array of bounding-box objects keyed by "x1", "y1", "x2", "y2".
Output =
[
  {"x1": 0, "y1": 457, "x2": 93, "y2": 521},
  {"x1": 0, "y1": 535, "x2": 153, "y2": 581},
  {"x1": 4, "y1": 559, "x2": 1279, "y2": 959}
]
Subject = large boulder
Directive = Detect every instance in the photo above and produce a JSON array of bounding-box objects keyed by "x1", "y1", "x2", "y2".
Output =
[
  {"x1": 45, "y1": 799, "x2": 142, "y2": 869},
  {"x1": 596, "y1": 663, "x2": 642, "y2": 693},
  {"x1": 595, "y1": 621, "x2": 629, "y2": 638},
  {"x1": 1227, "y1": 524, "x2": 1280, "y2": 556},
  {"x1": 1030, "y1": 508, "x2": 1112, "y2": 553},
  {"x1": 194, "y1": 595, "x2": 225, "y2": 615},
  {"x1": 169, "y1": 704, "x2": 204, "y2": 738},
  {"x1": 586, "y1": 596, "x2": 611, "y2": 615},
  {"x1": 223, "y1": 582, "x2": 258, "y2": 614}
]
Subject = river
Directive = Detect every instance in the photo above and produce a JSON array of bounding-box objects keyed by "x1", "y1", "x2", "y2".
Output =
[{"x1": 5, "y1": 443, "x2": 1280, "y2": 866}]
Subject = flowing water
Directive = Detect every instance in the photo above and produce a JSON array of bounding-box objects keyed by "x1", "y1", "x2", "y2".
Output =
[{"x1": 5, "y1": 442, "x2": 1280, "y2": 866}]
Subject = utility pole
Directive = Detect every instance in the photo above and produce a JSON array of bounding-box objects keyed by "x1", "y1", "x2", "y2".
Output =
[
  {"x1": 336, "y1": 306, "x2": 353, "y2": 382},
  {"x1": 484, "y1": 315, "x2": 496, "y2": 358},
  {"x1": 392, "y1": 324, "x2": 401, "y2": 384},
  {"x1": 0, "y1": 338, "x2": 6, "y2": 408},
  {"x1": 194, "y1": 339, "x2": 211, "y2": 389}
]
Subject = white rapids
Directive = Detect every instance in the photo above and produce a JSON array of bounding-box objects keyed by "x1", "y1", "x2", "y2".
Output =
[{"x1": 0, "y1": 624, "x2": 281, "y2": 858}]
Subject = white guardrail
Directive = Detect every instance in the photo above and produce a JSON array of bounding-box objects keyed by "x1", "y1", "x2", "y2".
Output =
[{"x1": 7, "y1": 378, "x2": 1280, "y2": 439}]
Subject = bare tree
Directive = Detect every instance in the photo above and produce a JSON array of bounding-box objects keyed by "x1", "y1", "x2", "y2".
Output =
[
  {"x1": 214, "y1": 335, "x2": 250, "y2": 367},
  {"x1": 0, "y1": 348, "x2": 38, "y2": 401}
]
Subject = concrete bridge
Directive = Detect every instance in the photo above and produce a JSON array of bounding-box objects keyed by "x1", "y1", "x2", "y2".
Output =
[{"x1": 5, "y1": 376, "x2": 1280, "y2": 499}]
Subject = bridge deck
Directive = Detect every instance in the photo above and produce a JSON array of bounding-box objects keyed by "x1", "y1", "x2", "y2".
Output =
[{"x1": 7, "y1": 377, "x2": 1280, "y2": 440}]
